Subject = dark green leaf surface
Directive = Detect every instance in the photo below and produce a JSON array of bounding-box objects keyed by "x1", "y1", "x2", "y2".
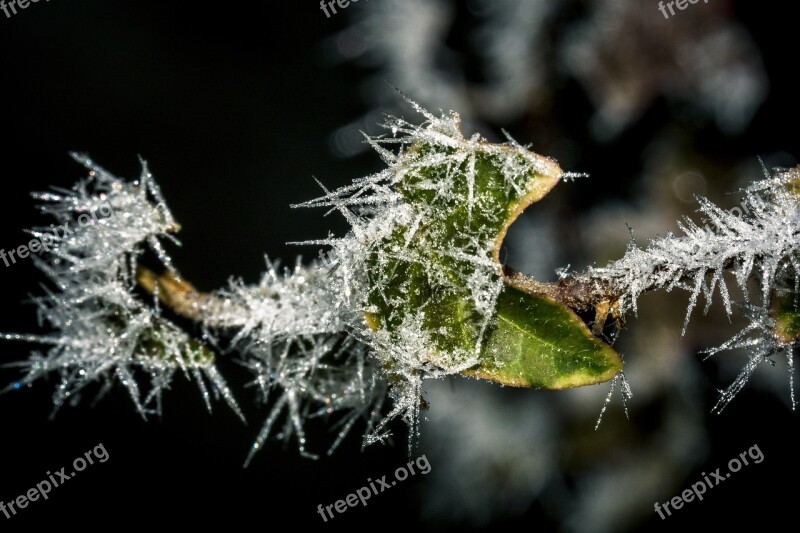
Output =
[{"x1": 366, "y1": 134, "x2": 621, "y2": 388}]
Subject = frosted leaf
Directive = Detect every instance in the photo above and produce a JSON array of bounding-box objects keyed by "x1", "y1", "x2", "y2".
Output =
[{"x1": 295, "y1": 96, "x2": 619, "y2": 451}]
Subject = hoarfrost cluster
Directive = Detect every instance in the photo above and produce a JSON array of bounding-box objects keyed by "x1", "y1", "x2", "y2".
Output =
[
  {"x1": 5, "y1": 105, "x2": 800, "y2": 459},
  {"x1": 570, "y1": 166, "x2": 800, "y2": 409},
  {"x1": 2, "y1": 154, "x2": 243, "y2": 420},
  {"x1": 5, "y1": 104, "x2": 566, "y2": 458}
]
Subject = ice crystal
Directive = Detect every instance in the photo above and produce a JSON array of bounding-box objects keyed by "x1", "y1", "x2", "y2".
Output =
[
  {"x1": 572, "y1": 165, "x2": 800, "y2": 410},
  {"x1": 594, "y1": 365, "x2": 632, "y2": 430},
  {"x1": 583, "y1": 166, "x2": 800, "y2": 331},
  {"x1": 195, "y1": 259, "x2": 387, "y2": 462},
  {"x1": 702, "y1": 303, "x2": 796, "y2": 413},
  {"x1": 3, "y1": 153, "x2": 243, "y2": 420}
]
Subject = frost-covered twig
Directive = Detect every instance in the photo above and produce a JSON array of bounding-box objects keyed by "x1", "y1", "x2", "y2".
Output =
[
  {"x1": 6, "y1": 103, "x2": 800, "y2": 461},
  {"x1": 554, "y1": 167, "x2": 800, "y2": 324},
  {"x1": 2, "y1": 153, "x2": 243, "y2": 420},
  {"x1": 559, "y1": 166, "x2": 800, "y2": 409},
  {"x1": 157, "y1": 259, "x2": 388, "y2": 461}
]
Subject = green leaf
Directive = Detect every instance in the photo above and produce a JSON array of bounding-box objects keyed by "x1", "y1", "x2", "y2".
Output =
[
  {"x1": 465, "y1": 285, "x2": 622, "y2": 388},
  {"x1": 366, "y1": 121, "x2": 621, "y2": 388}
]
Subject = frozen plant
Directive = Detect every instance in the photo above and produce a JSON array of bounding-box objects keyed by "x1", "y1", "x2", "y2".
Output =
[
  {"x1": 4, "y1": 102, "x2": 800, "y2": 461},
  {"x1": 547, "y1": 164, "x2": 800, "y2": 409},
  {"x1": 2, "y1": 154, "x2": 243, "y2": 420}
]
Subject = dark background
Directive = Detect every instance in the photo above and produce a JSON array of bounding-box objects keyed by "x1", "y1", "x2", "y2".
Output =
[{"x1": 0, "y1": 1, "x2": 797, "y2": 530}]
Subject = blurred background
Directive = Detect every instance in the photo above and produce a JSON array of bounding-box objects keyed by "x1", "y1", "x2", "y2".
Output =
[{"x1": 0, "y1": 1, "x2": 797, "y2": 530}]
